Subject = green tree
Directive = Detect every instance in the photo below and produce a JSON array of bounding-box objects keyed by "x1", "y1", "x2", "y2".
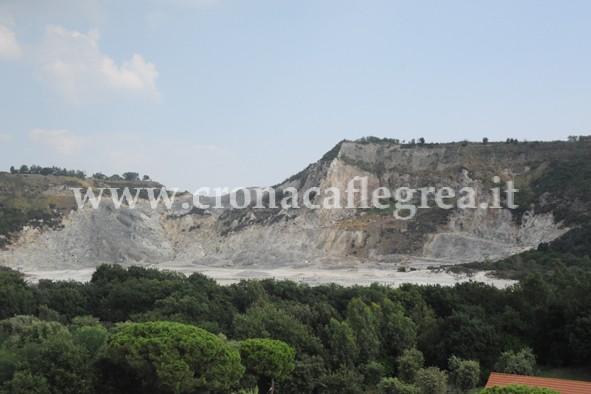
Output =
[
  {"x1": 240, "y1": 338, "x2": 295, "y2": 394},
  {"x1": 415, "y1": 367, "x2": 448, "y2": 394},
  {"x1": 0, "y1": 316, "x2": 69, "y2": 347},
  {"x1": 362, "y1": 360, "x2": 386, "y2": 386},
  {"x1": 72, "y1": 325, "x2": 108, "y2": 358},
  {"x1": 346, "y1": 298, "x2": 381, "y2": 363},
  {"x1": 448, "y1": 355, "x2": 480, "y2": 393},
  {"x1": 0, "y1": 268, "x2": 36, "y2": 320},
  {"x1": 380, "y1": 298, "x2": 417, "y2": 362},
  {"x1": 396, "y1": 348, "x2": 424, "y2": 384},
  {"x1": 279, "y1": 354, "x2": 326, "y2": 394},
  {"x1": 438, "y1": 308, "x2": 499, "y2": 368},
  {"x1": 318, "y1": 367, "x2": 364, "y2": 394},
  {"x1": 36, "y1": 281, "x2": 88, "y2": 319},
  {"x1": 325, "y1": 318, "x2": 358, "y2": 368},
  {"x1": 483, "y1": 137, "x2": 489, "y2": 144},
  {"x1": 494, "y1": 348, "x2": 536, "y2": 376},
  {"x1": 23, "y1": 336, "x2": 94, "y2": 394},
  {"x1": 104, "y1": 321, "x2": 244, "y2": 393},
  {"x1": 232, "y1": 302, "x2": 323, "y2": 355},
  {"x1": 377, "y1": 377, "x2": 418, "y2": 394},
  {"x1": 3, "y1": 370, "x2": 50, "y2": 394},
  {"x1": 122, "y1": 172, "x2": 140, "y2": 181},
  {"x1": 568, "y1": 315, "x2": 591, "y2": 364}
]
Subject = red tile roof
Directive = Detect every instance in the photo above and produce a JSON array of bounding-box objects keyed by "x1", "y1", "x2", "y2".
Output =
[{"x1": 486, "y1": 372, "x2": 591, "y2": 394}]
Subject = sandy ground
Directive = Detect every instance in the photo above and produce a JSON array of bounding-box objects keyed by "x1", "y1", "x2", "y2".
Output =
[{"x1": 22, "y1": 262, "x2": 516, "y2": 288}]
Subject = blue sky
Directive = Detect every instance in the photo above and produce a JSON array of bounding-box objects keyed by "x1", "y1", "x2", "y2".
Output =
[{"x1": 1, "y1": 0, "x2": 590, "y2": 191}]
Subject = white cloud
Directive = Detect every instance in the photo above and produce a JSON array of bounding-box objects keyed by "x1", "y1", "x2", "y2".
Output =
[
  {"x1": 29, "y1": 128, "x2": 91, "y2": 155},
  {"x1": 37, "y1": 25, "x2": 159, "y2": 102},
  {"x1": 0, "y1": 24, "x2": 21, "y2": 59},
  {"x1": 101, "y1": 54, "x2": 158, "y2": 92}
]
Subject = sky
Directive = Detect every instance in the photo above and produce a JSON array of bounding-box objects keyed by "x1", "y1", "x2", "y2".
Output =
[{"x1": 0, "y1": 0, "x2": 590, "y2": 191}]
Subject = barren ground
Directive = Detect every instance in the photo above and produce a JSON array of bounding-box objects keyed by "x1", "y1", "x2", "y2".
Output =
[{"x1": 22, "y1": 260, "x2": 516, "y2": 288}]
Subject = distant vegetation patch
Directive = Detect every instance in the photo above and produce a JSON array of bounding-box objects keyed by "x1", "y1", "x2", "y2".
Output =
[
  {"x1": 453, "y1": 222, "x2": 591, "y2": 280},
  {"x1": 9, "y1": 165, "x2": 86, "y2": 179},
  {"x1": 0, "y1": 205, "x2": 62, "y2": 247}
]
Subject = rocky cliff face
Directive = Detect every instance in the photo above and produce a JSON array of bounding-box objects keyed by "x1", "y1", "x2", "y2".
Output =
[{"x1": 1, "y1": 139, "x2": 589, "y2": 271}]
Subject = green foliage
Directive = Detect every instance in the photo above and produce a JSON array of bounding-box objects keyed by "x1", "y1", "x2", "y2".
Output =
[
  {"x1": 478, "y1": 385, "x2": 559, "y2": 394},
  {"x1": 396, "y1": 348, "x2": 424, "y2": 384},
  {"x1": 22, "y1": 335, "x2": 94, "y2": 394},
  {"x1": 9, "y1": 165, "x2": 86, "y2": 179},
  {"x1": 0, "y1": 258, "x2": 590, "y2": 392},
  {"x1": 415, "y1": 367, "x2": 448, "y2": 394},
  {"x1": 0, "y1": 269, "x2": 36, "y2": 319},
  {"x1": 448, "y1": 355, "x2": 480, "y2": 392},
  {"x1": 279, "y1": 353, "x2": 326, "y2": 393},
  {"x1": 437, "y1": 308, "x2": 499, "y2": 368},
  {"x1": 69, "y1": 315, "x2": 102, "y2": 330},
  {"x1": 362, "y1": 360, "x2": 386, "y2": 386},
  {"x1": 72, "y1": 325, "x2": 108, "y2": 358},
  {"x1": 105, "y1": 321, "x2": 244, "y2": 393},
  {"x1": 240, "y1": 338, "x2": 295, "y2": 393},
  {"x1": 0, "y1": 316, "x2": 69, "y2": 347},
  {"x1": 122, "y1": 172, "x2": 140, "y2": 181},
  {"x1": 325, "y1": 318, "x2": 358, "y2": 368},
  {"x1": 494, "y1": 348, "x2": 537, "y2": 376},
  {"x1": 0, "y1": 206, "x2": 61, "y2": 247},
  {"x1": 240, "y1": 338, "x2": 295, "y2": 379},
  {"x1": 233, "y1": 302, "x2": 323, "y2": 355},
  {"x1": 0, "y1": 347, "x2": 20, "y2": 383},
  {"x1": 0, "y1": 322, "x2": 94, "y2": 394},
  {"x1": 568, "y1": 315, "x2": 591, "y2": 364},
  {"x1": 318, "y1": 367, "x2": 364, "y2": 394},
  {"x1": 36, "y1": 280, "x2": 88, "y2": 319},
  {"x1": 346, "y1": 297, "x2": 381, "y2": 363},
  {"x1": 380, "y1": 297, "x2": 418, "y2": 362},
  {"x1": 3, "y1": 370, "x2": 50, "y2": 394},
  {"x1": 458, "y1": 222, "x2": 591, "y2": 280},
  {"x1": 377, "y1": 377, "x2": 419, "y2": 394},
  {"x1": 357, "y1": 136, "x2": 400, "y2": 144}
]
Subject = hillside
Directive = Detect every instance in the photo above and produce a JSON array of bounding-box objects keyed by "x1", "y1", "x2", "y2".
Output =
[{"x1": 0, "y1": 139, "x2": 590, "y2": 277}]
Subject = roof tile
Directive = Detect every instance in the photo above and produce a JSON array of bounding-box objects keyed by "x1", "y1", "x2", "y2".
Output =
[{"x1": 486, "y1": 372, "x2": 591, "y2": 394}]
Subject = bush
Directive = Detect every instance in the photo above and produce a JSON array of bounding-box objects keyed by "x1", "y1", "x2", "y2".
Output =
[
  {"x1": 397, "y1": 348, "x2": 424, "y2": 383},
  {"x1": 448, "y1": 355, "x2": 480, "y2": 392},
  {"x1": 415, "y1": 367, "x2": 448, "y2": 394},
  {"x1": 479, "y1": 384, "x2": 559, "y2": 393},
  {"x1": 377, "y1": 377, "x2": 418, "y2": 394},
  {"x1": 494, "y1": 348, "x2": 536, "y2": 376}
]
